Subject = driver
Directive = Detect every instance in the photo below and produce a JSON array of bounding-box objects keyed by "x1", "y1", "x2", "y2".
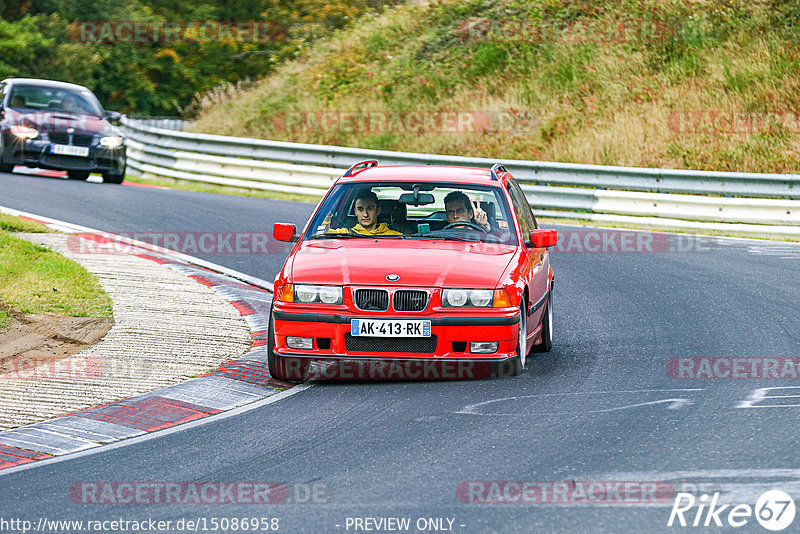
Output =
[
  {"x1": 444, "y1": 191, "x2": 490, "y2": 231},
  {"x1": 329, "y1": 189, "x2": 402, "y2": 236},
  {"x1": 61, "y1": 95, "x2": 78, "y2": 111}
]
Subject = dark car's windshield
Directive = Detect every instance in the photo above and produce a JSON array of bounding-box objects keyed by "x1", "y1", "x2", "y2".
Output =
[
  {"x1": 7, "y1": 85, "x2": 104, "y2": 117},
  {"x1": 305, "y1": 181, "x2": 518, "y2": 245}
]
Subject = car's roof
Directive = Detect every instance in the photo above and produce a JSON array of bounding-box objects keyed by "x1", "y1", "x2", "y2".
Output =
[
  {"x1": 2, "y1": 78, "x2": 91, "y2": 91},
  {"x1": 338, "y1": 165, "x2": 505, "y2": 185}
]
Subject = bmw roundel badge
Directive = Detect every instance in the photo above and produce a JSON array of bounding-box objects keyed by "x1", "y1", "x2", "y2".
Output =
[{"x1": 386, "y1": 274, "x2": 400, "y2": 281}]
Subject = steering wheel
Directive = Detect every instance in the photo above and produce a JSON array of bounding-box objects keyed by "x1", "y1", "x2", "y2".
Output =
[{"x1": 443, "y1": 222, "x2": 486, "y2": 232}]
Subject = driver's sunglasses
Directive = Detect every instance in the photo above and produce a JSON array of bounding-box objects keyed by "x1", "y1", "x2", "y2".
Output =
[{"x1": 445, "y1": 207, "x2": 468, "y2": 217}]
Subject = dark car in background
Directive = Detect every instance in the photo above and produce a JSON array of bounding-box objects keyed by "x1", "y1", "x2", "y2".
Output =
[{"x1": 0, "y1": 78, "x2": 126, "y2": 183}]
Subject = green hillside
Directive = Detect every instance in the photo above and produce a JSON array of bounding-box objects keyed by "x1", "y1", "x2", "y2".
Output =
[{"x1": 190, "y1": 0, "x2": 800, "y2": 174}]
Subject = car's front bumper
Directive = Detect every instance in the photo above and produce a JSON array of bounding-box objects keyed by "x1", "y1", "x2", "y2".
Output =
[
  {"x1": 272, "y1": 308, "x2": 520, "y2": 379},
  {"x1": 1, "y1": 135, "x2": 126, "y2": 173}
]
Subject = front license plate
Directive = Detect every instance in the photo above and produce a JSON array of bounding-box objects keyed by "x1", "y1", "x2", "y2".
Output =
[
  {"x1": 50, "y1": 144, "x2": 89, "y2": 157},
  {"x1": 351, "y1": 319, "x2": 431, "y2": 337}
]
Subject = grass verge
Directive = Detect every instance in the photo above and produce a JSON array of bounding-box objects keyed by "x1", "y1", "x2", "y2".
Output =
[
  {"x1": 0, "y1": 216, "x2": 113, "y2": 322},
  {"x1": 190, "y1": 0, "x2": 800, "y2": 175},
  {"x1": 0, "y1": 212, "x2": 51, "y2": 233}
]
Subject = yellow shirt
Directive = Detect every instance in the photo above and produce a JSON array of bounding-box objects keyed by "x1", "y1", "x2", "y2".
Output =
[{"x1": 328, "y1": 223, "x2": 402, "y2": 236}]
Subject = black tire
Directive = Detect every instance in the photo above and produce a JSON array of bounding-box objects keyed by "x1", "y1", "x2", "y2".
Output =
[
  {"x1": 267, "y1": 308, "x2": 307, "y2": 382},
  {"x1": 0, "y1": 142, "x2": 13, "y2": 173},
  {"x1": 533, "y1": 289, "x2": 553, "y2": 353},
  {"x1": 67, "y1": 170, "x2": 90, "y2": 181},
  {"x1": 102, "y1": 171, "x2": 124, "y2": 184},
  {"x1": 494, "y1": 301, "x2": 527, "y2": 377}
]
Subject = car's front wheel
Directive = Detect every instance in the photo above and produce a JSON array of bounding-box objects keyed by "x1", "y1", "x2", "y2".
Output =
[
  {"x1": 102, "y1": 171, "x2": 124, "y2": 184},
  {"x1": 267, "y1": 309, "x2": 307, "y2": 383},
  {"x1": 67, "y1": 170, "x2": 90, "y2": 180},
  {"x1": 509, "y1": 302, "x2": 528, "y2": 376},
  {"x1": 0, "y1": 160, "x2": 13, "y2": 173}
]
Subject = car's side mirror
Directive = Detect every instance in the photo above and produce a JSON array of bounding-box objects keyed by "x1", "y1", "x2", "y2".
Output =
[
  {"x1": 105, "y1": 110, "x2": 122, "y2": 123},
  {"x1": 273, "y1": 223, "x2": 298, "y2": 242},
  {"x1": 530, "y1": 228, "x2": 557, "y2": 248}
]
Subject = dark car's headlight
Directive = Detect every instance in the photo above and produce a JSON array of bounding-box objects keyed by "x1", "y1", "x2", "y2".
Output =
[
  {"x1": 10, "y1": 125, "x2": 39, "y2": 139},
  {"x1": 442, "y1": 289, "x2": 512, "y2": 308},
  {"x1": 100, "y1": 136, "x2": 124, "y2": 148},
  {"x1": 294, "y1": 284, "x2": 343, "y2": 305}
]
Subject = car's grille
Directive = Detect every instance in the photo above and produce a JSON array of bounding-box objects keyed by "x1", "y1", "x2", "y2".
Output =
[
  {"x1": 354, "y1": 289, "x2": 389, "y2": 311},
  {"x1": 74, "y1": 134, "x2": 95, "y2": 146},
  {"x1": 48, "y1": 133, "x2": 94, "y2": 146},
  {"x1": 393, "y1": 290, "x2": 428, "y2": 312},
  {"x1": 344, "y1": 334, "x2": 437, "y2": 353},
  {"x1": 48, "y1": 132, "x2": 69, "y2": 144}
]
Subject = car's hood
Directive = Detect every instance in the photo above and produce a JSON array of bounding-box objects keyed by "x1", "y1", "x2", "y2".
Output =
[
  {"x1": 291, "y1": 239, "x2": 517, "y2": 288},
  {"x1": 5, "y1": 109, "x2": 109, "y2": 135}
]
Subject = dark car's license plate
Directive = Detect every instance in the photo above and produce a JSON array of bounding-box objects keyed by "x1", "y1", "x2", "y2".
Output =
[{"x1": 50, "y1": 144, "x2": 89, "y2": 157}]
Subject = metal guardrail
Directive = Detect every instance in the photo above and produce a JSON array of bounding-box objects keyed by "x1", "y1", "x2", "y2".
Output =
[
  {"x1": 124, "y1": 117, "x2": 188, "y2": 131},
  {"x1": 120, "y1": 117, "x2": 800, "y2": 239}
]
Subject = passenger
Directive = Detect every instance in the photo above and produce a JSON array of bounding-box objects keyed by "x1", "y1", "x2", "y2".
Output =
[
  {"x1": 330, "y1": 190, "x2": 402, "y2": 236},
  {"x1": 444, "y1": 191, "x2": 490, "y2": 231}
]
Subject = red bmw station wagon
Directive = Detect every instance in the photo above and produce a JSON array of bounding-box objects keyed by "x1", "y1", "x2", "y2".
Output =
[{"x1": 269, "y1": 161, "x2": 557, "y2": 381}]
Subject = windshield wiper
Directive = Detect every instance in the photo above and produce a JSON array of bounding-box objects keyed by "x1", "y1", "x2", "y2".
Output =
[
  {"x1": 408, "y1": 234, "x2": 475, "y2": 242},
  {"x1": 309, "y1": 232, "x2": 373, "y2": 239}
]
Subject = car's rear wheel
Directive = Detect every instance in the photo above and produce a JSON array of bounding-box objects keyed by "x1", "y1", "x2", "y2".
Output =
[
  {"x1": 67, "y1": 170, "x2": 90, "y2": 180},
  {"x1": 267, "y1": 309, "x2": 307, "y2": 383},
  {"x1": 533, "y1": 289, "x2": 553, "y2": 353},
  {"x1": 0, "y1": 159, "x2": 13, "y2": 173}
]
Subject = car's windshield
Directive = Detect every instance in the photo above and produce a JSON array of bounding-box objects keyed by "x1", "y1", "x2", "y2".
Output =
[
  {"x1": 7, "y1": 85, "x2": 104, "y2": 117},
  {"x1": 305, "y1": 181, "x2": 518, "y2": 245}
]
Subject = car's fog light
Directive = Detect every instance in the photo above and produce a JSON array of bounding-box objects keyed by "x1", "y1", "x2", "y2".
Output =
[
  {"x1": 287, "y1": 336, "x2": 313, "y2": 350},
  {"x1": 470, "y1": 341, "x2": 498, "y2": 353}
]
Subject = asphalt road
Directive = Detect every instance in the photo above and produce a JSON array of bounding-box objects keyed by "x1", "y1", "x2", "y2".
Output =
[
  {"x1": 2, "y1": 170, "x2": 800, "y2": 533},
  {"x1": 0, "y1": 171, "x2": 316, "y2": 280}
]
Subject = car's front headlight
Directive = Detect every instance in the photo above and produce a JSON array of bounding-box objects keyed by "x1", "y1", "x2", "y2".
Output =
[
  {"x1": 443, "y1": 289, "x2": 494, "y2": 307},
  {"x1": 442, "y1": 289, "x2": 512, "y2": 308},
  {"x1": 10, "y1": 125, "x2": 39, "y2": 139},
  {"x1": 294, "y1": 284, "x2": 343, "y2": 305},
  {"x1": 100, "y1": 136, "x2": 124, "y2": 148}
]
